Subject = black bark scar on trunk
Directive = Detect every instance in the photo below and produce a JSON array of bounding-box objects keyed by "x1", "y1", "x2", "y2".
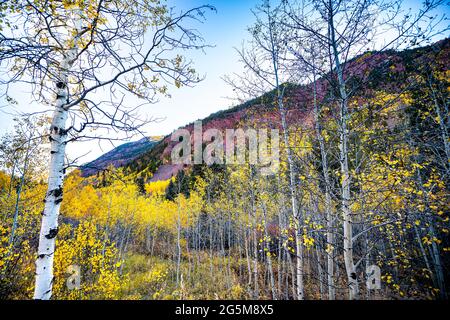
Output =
[
  {"x1": 45, "y1": 227, "x2": 59, "y2": 239},
  {"x1": 49, "y1": 187, "x2": 63, "y2": 198},
  {"x1": 37, "y1": 252, "x2": 54, "y2": 259},
  {"x1": 59, "y1": 128, "x2": 68, "y2": 136},
  {"x1": 52, "y1": 126, "x2": 68, "y2": 136},
  {"x1": 47, "y1": 187, "x2": 64, "y2": 204}
]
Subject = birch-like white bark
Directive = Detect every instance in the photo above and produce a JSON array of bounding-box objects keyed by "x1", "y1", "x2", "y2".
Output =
[
  {"x1": 328, "y1": 1, "x2": 359, "y2": 299},
  {"x1": 428, "y1": 76, "x2": 450, "y2": 172},
  {"x1": 262, "y1": 203, "x2": 277, "y2": 299},
  {"x1": 9, "y1": 139, "x2": 32, "y2": 246},
  {"x1": 312, "y1": 69, "x2": 335, "y2": 300},
  {"x1": 34, "y1": 75, "x2": 69, "y2": 299},
  {"x1": 265, "y1": 8, "x2": 304, "y2": 299},
  {"x1": 34, "y1": 16, "x2": 80, "y2": 299}
]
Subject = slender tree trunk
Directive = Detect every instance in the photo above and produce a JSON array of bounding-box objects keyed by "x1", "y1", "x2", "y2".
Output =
[
  {"x1": 277, "y1": 212, "x2": 283, "y2": 298},
  {"x1": 209, "y1": 216, "x2": 214, "y2": 279},
  {"x1": 226, "y1": 213, "x2": 232, "y2": 289},
  {"x1": 244, "y1": 227, "x2": 252, "y2": 287},
  {"x1": 252, "y1": 221, "x2": 259, "y2": 298},
  {"x1": 294, "y1": 225, "x2": 304, "y2": 299},
  {"x1": 102, "y1": 195, "x2": 113, "y2": 257},
  {"x1": 119, "y1": 225, "x2": 132, "y2": 275},
  {"x1": 428, "y1": 221, "x2": 447, "y2": 299},
  {"x1": 312, "y1": 68, "x2": 335, "y2": 300},
  {"x1": 428, "y1": 75, "x2": 450, "y2": 171},
  {"x1": 328, "y1": 3, "x2": 358, "y2": 299},
  {"x1": 33, "y1": 12, "x2": 81, "y2": 298},
  {"x1": 34, "y1": 105, "x2": 68, "y2": 299},
  {"x1": 9, "y1": 144, "x2": 31, "y2": 246},
  {"x1": 286, "y1": 248, "x2": 297, "y2": 299},
  {"x1": 274, "y1": 51, "x2": 304, "y2": 301},
  {"x1": 263, "y1": 204, "x2": 277, "y2": 299},
  {"x1": 248, "y1": 172, "x2": 260, "y2": 299},
  {"x1": 176, "y1": 196, "x2": 182, "y2": 287},
  {"x1": 316, "y1": 247, "x2": 324, "y2": 300},
  {"x1": 7, "y1": 161, "x2": 16, "y2": 198},
  {"x1": 337, "y1": 58, "x2": 358, "y2": 301},
  {"x1": 34, "y1": 57, "x2": 74, "y2": 300},
  {"x1": 415, "y1": 168, "x2": 447, "y2": 299},
  {"x1": 263, "y1": 8, "x2": 304, "y2": 298}
]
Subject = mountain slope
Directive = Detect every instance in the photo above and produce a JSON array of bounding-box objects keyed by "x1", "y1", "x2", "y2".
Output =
[
  {"x1": 109, "y1": 39, "x2": 450, "y2": 181},
  {"x1": 81, "y1": 137, "x2": 162, "y2": 177}
]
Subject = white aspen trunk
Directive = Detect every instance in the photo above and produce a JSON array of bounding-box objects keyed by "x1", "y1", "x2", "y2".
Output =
[
  {"x1": 277, "y1": 198, "x2": 283, "y2": 298},
  {"x1": 325, "y1": 164, "x2": 335, "y2": 300},
  {"x1": 278, "y1": 93, "x2": 304, "y2": 299},
  {"x1": 209, "y1": 216, "x2": 214, "y2": 279},
  {"x1": 9, "y1": 174, "x2": 24, "y2": 246},
  {"x1": 244, "y1": 227, "x2": 252, "y2": 286},
  {"x1": 285, "y1": 247, "x2": 297, "y2": 299},
  {"x1": 34, "y1": 14, "x2": 80, "y2": 299},
  {"x1": 102, "y1": 196, "x2": 113, "y2": 257},
  {"x1": 414, "y1": 224, "x2": 434, "y2": 280},
  {"x1": 252, "y1": 206, "x2": 259, "y2": 298},
  {"x1": 186, "y1": 221, "x2": 192, "y2": 286},
  {"x1": 176, "y1": 193, "x2": 182, "y2": 287},
  {"x1": 337, "y1": 61, "x2": 358, "y2": 301},
  {"x1": 277, "y1": 237, "x2": 282, "y2": 297},
  {"x1": 7, "y1": 162, "x2": 16, "y2": 197},
  {"x1": 316, "y1": 247, "x2": 324, "y2": 299},
  {"x1": 252, "y1": 227, "x2": 259, "y2": 298},
  {"x1": 248, "y1": 169, "x2": 259, "y2": 298},
  {"x1": 328, "y1": 2, "x2": 358, "y2": 299},
  {"x1": 266, "y1": 236, "x2": 277, "y2": 300},
  {"x1": 312, "y1": 69, "x2": 335, "y2": 300},
  {"x1": 34, "y1": 78, "x2": 70, "y2": 300},
  {"x1": 226, "y1": 212, "x2": 232, "y2": 289},
  {"x1": 266, "y1": 12, "x2": 304, "y2": 298},
  {"x1": 415, "y1": 169, "x2": 447, "y2": 299},
  {"x1": 262, "y1": 204, "x2": 277, "y2": 299},
  {"x1": 429, "y1": 78, "x2": 450, "y2": 169},
  {"x1": 294, "y1": 227, "x2": 304, "y2": 299},
  {"x1": 428, "y1": 218, "x2": 447, "y2": 299},
  {"x1": 9, "y1": 142, "x2": 31, "y2": 246}
]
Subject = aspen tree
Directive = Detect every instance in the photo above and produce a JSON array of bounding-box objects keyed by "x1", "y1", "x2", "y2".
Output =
[{"x1": 0, "y1": 0, "x2": 213, "y2": 299}]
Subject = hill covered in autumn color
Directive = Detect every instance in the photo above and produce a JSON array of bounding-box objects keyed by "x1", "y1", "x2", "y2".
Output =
[
  {"x1": 95, "y1": 38, "x2": 449, "y2": 182},
  {"x1": 81, "y1": 136, "x2": 162, "y2": 177}
]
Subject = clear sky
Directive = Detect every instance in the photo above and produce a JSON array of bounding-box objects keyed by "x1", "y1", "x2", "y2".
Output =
[
  {"x1": 0, "y1": 0, "x2": 448, "y2": 164},
  {"x1": 0, "y1": 0, "x2": 260, "y2": 162}
]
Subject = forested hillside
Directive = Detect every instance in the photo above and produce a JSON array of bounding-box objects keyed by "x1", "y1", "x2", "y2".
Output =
[{"x1": 81, "y1": 137, "x2": 162, "y2": 177}]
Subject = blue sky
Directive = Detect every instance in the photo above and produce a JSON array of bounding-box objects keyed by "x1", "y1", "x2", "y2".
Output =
[
  {"x1": 0, "y1": 0, "x2": 448, "y2": 163},
  {"x1": 141, "y1": 0, "x2": 261, "y2": 134},
  {"x1": 0, "y1": 0, "x2": 261, "y2": 162}
]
